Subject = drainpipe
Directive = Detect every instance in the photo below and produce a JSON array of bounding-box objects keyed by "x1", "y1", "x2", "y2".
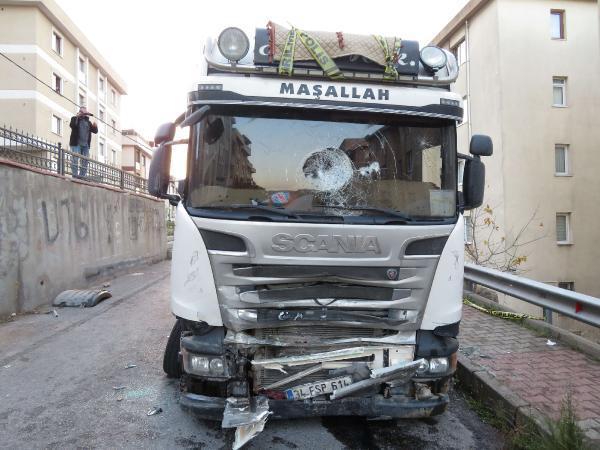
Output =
[{"x1": 465, "y1": 19, "x2": 472, "y2": 139}]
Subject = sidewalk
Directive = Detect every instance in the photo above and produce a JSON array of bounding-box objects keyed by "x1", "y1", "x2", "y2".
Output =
[{"x1": 459, "y1": 304, "x2": 600, "y2": 442}]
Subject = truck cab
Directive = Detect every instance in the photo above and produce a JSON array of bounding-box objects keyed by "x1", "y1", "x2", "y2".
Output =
[{"x1": 148, "y1": 23, "x2": 491, "y2": 442}]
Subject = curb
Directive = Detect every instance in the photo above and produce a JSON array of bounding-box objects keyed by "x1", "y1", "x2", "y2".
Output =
[
  {"x1": 464, "y1": 291, "x2": 600, "y2": 360},
  {"x1": 456, "y1": 355, "x2": 551, "y2": 436}
]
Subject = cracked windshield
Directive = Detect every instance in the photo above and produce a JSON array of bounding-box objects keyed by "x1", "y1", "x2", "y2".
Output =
[{"x1": 189, "y1": 111, "x2": 456, "y2": 218}]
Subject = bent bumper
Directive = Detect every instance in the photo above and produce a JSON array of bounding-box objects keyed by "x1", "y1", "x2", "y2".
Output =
[{"x1": 180, "y1": 392, "x2": 449, "y2": 421}]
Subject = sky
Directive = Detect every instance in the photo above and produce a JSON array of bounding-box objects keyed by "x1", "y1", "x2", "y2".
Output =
[{"x1": 54, "y1": 0, "x2": 468, "y2": 141}]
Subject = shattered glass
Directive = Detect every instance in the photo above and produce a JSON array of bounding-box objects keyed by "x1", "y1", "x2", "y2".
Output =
[{"x1": 187, "y1": 110, "x2": 456, "y2": 219}]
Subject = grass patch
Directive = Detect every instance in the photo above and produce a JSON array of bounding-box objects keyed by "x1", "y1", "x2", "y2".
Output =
[
  {"x1": 458, "y1": 382, "x2": 589, "y2": 450},
  {"x1": 166, "y1": 220, "x2": 175, "y2": 237}
]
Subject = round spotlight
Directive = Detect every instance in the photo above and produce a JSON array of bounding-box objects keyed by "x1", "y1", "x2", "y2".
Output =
[
  {"x1": 218, "y1": 27, "x2": 250, "y2": 62},
  {"x1": 420, "y1": 46, "x2": 448, "y2": 70}
]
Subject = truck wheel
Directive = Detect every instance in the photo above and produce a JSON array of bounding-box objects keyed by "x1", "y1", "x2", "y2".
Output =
[{"x1": 163, "y1": 319, "x2": 183, "y2": 378}]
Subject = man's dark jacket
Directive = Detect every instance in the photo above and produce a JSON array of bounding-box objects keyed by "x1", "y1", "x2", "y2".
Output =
[{"x1": 69, "y1": 115, "x2": 98, "y2": 146}]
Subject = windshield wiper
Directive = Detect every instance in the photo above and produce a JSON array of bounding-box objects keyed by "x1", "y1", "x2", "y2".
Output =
[
  {"x1": 320, "y1": 205, "x2": 413, "y2": 221},
  {"x1": 202, "y1": 204, "x2": 303, "y2": 220}
]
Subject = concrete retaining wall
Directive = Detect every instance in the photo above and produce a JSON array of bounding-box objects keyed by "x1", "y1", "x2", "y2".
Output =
[{"x1": 0, "y1": 160, "x2": 167, "y2": 316}]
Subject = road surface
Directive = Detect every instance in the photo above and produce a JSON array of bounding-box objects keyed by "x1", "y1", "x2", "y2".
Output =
[{"x1": 0, "y1": 261, "x2": 504, "y2": 449}]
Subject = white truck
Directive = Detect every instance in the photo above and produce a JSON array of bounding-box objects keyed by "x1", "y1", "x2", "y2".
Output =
[{"x1": 148, "y1": 23, "x2": 492, "y2": 444}]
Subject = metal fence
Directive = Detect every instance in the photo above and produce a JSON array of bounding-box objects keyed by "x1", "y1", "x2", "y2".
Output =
[
  {"x1": 0, "y1": 125, "x2": 148, "y2": 193},
  {"x1": 464, "y1": 263, "x2": 600, "y2": 328}
]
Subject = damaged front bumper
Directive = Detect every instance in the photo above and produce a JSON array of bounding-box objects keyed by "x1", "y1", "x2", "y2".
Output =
[{"x1": 180, "y1": 391, "x2": 449, "y2": 421}]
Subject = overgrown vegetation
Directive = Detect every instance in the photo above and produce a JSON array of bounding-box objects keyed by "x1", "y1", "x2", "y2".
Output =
[
  {"x1": 166, "y1": 219, "x2": 175, "y2": 236},
  {"x1": 460, "y1": 386, "x2": 589, "y2": 450}
]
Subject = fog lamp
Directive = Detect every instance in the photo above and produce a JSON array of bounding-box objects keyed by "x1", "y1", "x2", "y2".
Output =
[
  {"x1": 209, "y1": 358, "x2": 225, "y2": 375},
  {"x1": 420, "y1": 46, "x2": 447, "y2": 70},
  {"x1": 218, "y1": 27, "x2": 250, "y2": 62},
  {"x1": 428, "y1": 357, "x2": 450, "y2": 374},
  {"x1": 190, "y1": 355, "x2": 210, "y2": 373}
]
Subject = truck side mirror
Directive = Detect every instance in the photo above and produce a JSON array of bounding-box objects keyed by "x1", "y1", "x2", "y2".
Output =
[
  {"x1": 470, "y1": 134, "x2": 493, "y2": 157},
  {"x1": 148, "y1": 142, "x2": 179, "y2": 205},
  {"x1": 154, "y1": 122, "x2": 176, "y2": 146},
  {"x1": 462, "y1": 157, "x2": 485, "y2": 210}
]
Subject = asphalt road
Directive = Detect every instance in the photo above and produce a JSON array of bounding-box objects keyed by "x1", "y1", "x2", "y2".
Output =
[{"x1": 0, "y1": 262, "x2": 504, "y2": 449}]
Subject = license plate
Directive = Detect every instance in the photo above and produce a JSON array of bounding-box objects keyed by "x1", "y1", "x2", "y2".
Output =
[{"x1": 284, "y1": 376, "x2": 353, "y2": 400}]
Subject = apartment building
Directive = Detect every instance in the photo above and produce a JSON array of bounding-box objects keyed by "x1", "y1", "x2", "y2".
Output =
[
  {"x1": 0, "y1": 0, "x2": 127, "y2": 166},
  {"x1": 432, "y1": 0, "x2": 600, "y2": 334},
  {"x1": 121, "y1": 129, "x2": 152, "y2": 178}
]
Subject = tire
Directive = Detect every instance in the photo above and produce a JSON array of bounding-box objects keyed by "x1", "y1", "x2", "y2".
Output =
[{"x1": 163, "y1": 319, "x2": 183, "y2": 378}]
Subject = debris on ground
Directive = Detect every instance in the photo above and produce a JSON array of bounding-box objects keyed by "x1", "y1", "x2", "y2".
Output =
[
  {"x1": 53, "y1": 289, "x2": 112, "y2": 308},
  {"x1": 463, "y1": 299, "x2": 543, "y2": 321},
  {"x1": 113, "y1": 386, "x2": 126, "y2": 390},
  {"x1": 10, "y1": 313, "x2": 16, "y2": 317},
  {"x1": 3, "y1": 365, "x2": 11, "y2": 369},
  {"x1": 125, "y1": 364, "x2": 137, "y2": 369},
  {"x1": 222, "y1": 396, "x2": 271, "y2": 450},
  {"x1": 116, "y1": 396, "x2": 123, "y2": 402},
  {"x1": 147, "y1": 406, "x2": 163, "y2": 416},
  {"x1": 546, "y1": 339, "x2": 557, "y2": 346},
  {"x1": 45, "y1": 309, "x2": 59, "y2": 318}
]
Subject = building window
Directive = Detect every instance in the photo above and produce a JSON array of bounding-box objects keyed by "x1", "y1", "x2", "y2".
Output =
[
  {"x1": 111, "y1": 148, "x2": 117, "y2": 165},
  {"x1": 78, "y1": 92, "x2": 86, "y2": 107},
  {"x1": 52, "y1": 73, "x2": 62, "y2": 94},
  {"x1": 452, "y1": 39, "x2": 467, "y2": 66},
  {"x1": 98, "y1": 139, "x2": 105, "y2": 161},
  {"x1": 98, "y1": 108, "x2": 106, "y2": 133},
  {"x1": 111, "y1": 119, "x2": 116, "y2": 134},
  {"x1": 464, "y1": 215, "x2": 474, "y2": 244},
  {"x1": 51, "y1": 114, "x2": 62, "y2": 135},
  {"x1": 99, "y1": 77, "x2": 105, "y2": 93},
  {"x1": 558, "y1": 281, "x2": 574, "y2": 291},
  {"x1": 79, "y1": 57, "x2": 87, "y2": 84},
  {"x1": 551, "y1": 10, "x2": 565, "y2": 39},
  {"x1": 111, "y1": 89, "x2": 116, "y2": 105},
  {"x1": 141, "y1": 154, "x2": 146, "y2": 167},
  {"x1": 457, "y1": 159, "x2": 465, "y2": 187},
  {"x1": 553, "y1": 77, "x2": 567, "y2": 106},
  {"x1": 556, "y1": 213, "x2": 571, "y2": 244},
  {"x1": 461, "y1": 96, "x2": 469, "y2": 124},
  {"x1": 52, "y1": 31, "x2": 62, "y2": 56},
  {"x1": 554, "y1": 144, "x2": 569, "y2": 175}
]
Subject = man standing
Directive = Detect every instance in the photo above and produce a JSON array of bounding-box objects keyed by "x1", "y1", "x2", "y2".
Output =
[{"x1": 69, "y1": 106, "x2": 98, "y2": 178}]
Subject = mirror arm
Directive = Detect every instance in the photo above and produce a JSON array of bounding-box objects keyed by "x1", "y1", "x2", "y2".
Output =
[{"x1": 180, "y1": 105, "x2": 211, "y2": 128}]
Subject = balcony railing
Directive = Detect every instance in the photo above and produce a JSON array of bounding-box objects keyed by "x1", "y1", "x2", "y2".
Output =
[{"x1": 0, "y1": 125, "x2": 148, "y2": 194}]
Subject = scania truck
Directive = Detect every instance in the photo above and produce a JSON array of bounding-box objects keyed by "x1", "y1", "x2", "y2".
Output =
[{"x1": 148, "y1": 23, "x2": 492, "y2": 445}]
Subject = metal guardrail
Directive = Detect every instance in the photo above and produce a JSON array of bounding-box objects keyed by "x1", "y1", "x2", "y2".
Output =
[
  {"x1": 464, "y1": 263, "x2": 600, "y2": 328},
  {"x1": 0, "y1": 125, "x2": 148, "y2": 193}
]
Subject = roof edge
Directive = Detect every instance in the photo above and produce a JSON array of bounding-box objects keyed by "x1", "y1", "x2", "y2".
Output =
[
  {"x1": 430, "y1": 0, "x2": 492, "y2": 46},
  {"x1": 1, "y1": 0, "x2": 128, "y2": 94}
]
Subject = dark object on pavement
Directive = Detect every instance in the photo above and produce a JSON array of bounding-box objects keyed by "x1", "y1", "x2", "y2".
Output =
[
  {"x1": 163, "y1": 319, "x2": 183, "y2": 378},
  {"x1": 53, "y1": 290, "x2": 111, "y2": 307},
  {"x1": 147, "y1": 406, "x2": 163, "y2": 416}
]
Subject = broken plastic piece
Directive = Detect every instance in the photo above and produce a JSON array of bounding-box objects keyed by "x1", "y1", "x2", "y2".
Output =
[
  {"x1": 222, "y1": 396, "x2": 271, "y2": 450},
  {"x1": 263, "y1": 364, "x2": 323, "y2": 390},
  {"x1": 53, "y1": 289, "x2": 111, "y2": 308},
  {"x1": 125, "y1": 364, "x2": 137, "y2": 369},
  {"x1": 331, "y1": 359, "x2": 423, "y2": 400},
  {"x1": 224, "y1": 330, "x2": 415, "y2": 347},
  {"x1": 251, "y1": 347, "x2": 384, "y2": 371},
  {"x1": 546, "y1": 339, "x2": 557, "y2": 346},
  {"x1": 147, "y1": 406, "x2": 163, "y2": 416},
  {"x1": 113, "y1": 386, "x2": 126, "y2": 390}
]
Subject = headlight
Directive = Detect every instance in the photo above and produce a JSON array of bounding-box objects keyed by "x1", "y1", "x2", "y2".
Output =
[
  {"x1": 420, "y1": 46, "x2": 447, "y2": 70},
  {"x1": 218, "y1": 27, "x2": 250, "y2": 62},
  {"x1": 190, "y1": 355, "x2": 210, "y2": 373},
  {"x1": 416, "y1": 359, "x2": 430, "y2": 374},
  {"x1": 182, "y1": 348, "x2": 229, "y2": 378},
  {"x1": 428, "y1": 357, "x2": 450, "y2": 374}
]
